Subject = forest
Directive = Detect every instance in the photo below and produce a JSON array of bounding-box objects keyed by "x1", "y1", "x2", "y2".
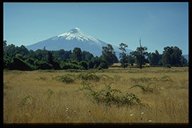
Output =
[{"x1": 3, "y1": 40, "x2": 188, "y2": 71}]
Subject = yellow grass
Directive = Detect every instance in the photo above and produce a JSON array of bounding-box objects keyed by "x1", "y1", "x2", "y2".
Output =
[{"x1": 3, "y1": 67, "x2": 188, "y2": 123}]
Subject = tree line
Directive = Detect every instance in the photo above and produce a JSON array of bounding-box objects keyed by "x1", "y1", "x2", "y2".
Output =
[{"x1": 3, "y1": 40, "x2": 188, "y2": 71}]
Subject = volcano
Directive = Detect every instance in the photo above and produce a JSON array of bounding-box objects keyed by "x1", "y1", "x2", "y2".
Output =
[{"x1": 26, "y1": 28, "x2": 132, "y2": 56}]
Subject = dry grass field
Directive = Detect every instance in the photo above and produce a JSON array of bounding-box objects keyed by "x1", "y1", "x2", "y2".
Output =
[{"x1": 3, "y1": 67, "x2": 188, "y2": 123}]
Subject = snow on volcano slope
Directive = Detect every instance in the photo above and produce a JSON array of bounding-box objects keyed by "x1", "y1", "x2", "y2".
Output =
[{"x1": 26, "y1": 28, "x2": 131, "y2": 56}]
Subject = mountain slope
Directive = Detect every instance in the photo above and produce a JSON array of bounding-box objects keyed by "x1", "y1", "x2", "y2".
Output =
[{"x1": 26, "y1": 28, "x2": 132, "y2": 56}]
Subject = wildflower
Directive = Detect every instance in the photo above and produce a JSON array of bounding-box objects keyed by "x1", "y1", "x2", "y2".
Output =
[
  {"x1": 148, "y1": 120, "x2": 152, "y2": 122},
  {"x1": 66, "y1": 107, "x2": 69, "y2": 112},
  {"x1": 141, "y1": 112, "x2": 144, "y2": 115}
]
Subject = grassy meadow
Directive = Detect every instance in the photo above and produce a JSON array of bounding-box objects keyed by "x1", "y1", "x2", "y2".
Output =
[{"x1": 3, "y1": 67, "x2": 188, "y2": 123}]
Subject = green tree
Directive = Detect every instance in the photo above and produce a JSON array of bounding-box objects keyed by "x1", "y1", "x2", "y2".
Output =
[
  {"x1": 48, "y1": 51, "x2": 53, "y2": 64},
  {"x1": 34, "y1": 49, "x2": 48, "y2": 61},
  {"x1": 82, "y1": 51, "x2": 94, "y2": 61},
  {"x1": 181, "y1": 56, "x2": 188, "y2": 66},
  {"x1": 119, "y1": 43, "x2": 129, "y2": 68},
  {"x1": 128, "y1": 54, "x2": 135, "y2": 66},
  {"x1": 80, "y1": 61, "x2": 88, "y2": 70},
  {"x1": 162, "y1": 46, "x2": 183, "y2": 67},
  {"x1": 147, "y1": 50, "x2": 161, "y2": 66},
  {"x1": 101, "y1": 44, "x2": 118, "y2": 66},
  {"x1": 131, "y1": 41, "x2": 147, "y2": 69},
  {"x1": 72, "y1": 47, "x2": 82, "y2": 62},
  {"x1": 8, "y1": 57, "x2": 33, "y2": 71}
]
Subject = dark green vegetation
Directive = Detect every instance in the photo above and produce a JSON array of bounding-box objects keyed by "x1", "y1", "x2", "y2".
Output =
[
  {"x1": 3, "y1": 40, "x2": 188, "y2": 71},
  {"x1": 80, "y1": 82, "x2": 141, "y2": 106}
]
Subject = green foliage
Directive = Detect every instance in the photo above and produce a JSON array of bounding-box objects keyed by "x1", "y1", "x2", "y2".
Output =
[
  {"x1": 61, "y1": 62, "x2": 83, "y2": 70},
  {"x1": 127, "y1": 54, "x2": 135, "y2": 66},
  {"x1": 3, "y1": 40, "x2": 188, "y2": 71},
  {"x1": 36, "y1": 61, "x2": 53, "y2": 70},
  {"x1": 33, "y1": 49, "x2": 48, "y2": 61},
  {"x1": 81, "y1": 83, "x2": 141, "y2": 106},
  {"x1": 8, "y1": 57, "x2": 33, "y2": 71},
  {"x1": 101, "y1": 44, "x2": 118, "y2": 66},
  {"x1": 79, "y1": 72, "x2": 100, "y2": 81},
  {"x1": 147, "y1": 50, "x2": 161, "y2": 66},
  {"x1": 3, "y1": 55, "x2": 12, "y2": 69},
  {"x1": 98, "y1": 61, "x2": 109, "y2": 69},
  {"x1": 119, "y1": 43, "x2": 129, "y2": 68},
  {"x1": 181, "y1": 56, "x2": 188, "y2": 66},
  {"x1": 71, "y1": 47, "x2": 82, "y2": 62},
  {"x1": 79, "y1": 61, "x2": 88, "y2": 70},
  {"x1": 25, "y1": 58, "x2": 36, "y2": 66},
  {"x1": 52, "y1": 49, "x2": 72, "y2": 61},
  {"x1": 82, "y1": 51, "x2": 94, "y2": 61},
  {"x1": 48, "y1": 51, "x2": 53, "y2": 64},
  {"x1": 56, "y1": 74, "x2": 75, "y2": 84},
  {"x1": 119, "y1": 53, "x2": 129, "y2": 68},
  {"x1": 50, "y1": 61, "x2": 61, "y2": 70},
  {"x1": 162, "y1": 46, "x2": 184, "y2": 67},
  {"x1": 90, "y1": 57, "x2": 101, "y2": 69},
  {"x1": 130, "y1": 41, "x2": 147, "y2": 69}
]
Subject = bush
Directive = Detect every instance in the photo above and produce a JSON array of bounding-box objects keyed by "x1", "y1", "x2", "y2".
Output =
[
  {"x1": 56, "y1": 75, "x2": 75, "y2": 84},
  {"x1": 3, "y1": 56, "x2": 12, "y2": 69},
  {"x1": 99, "y1": 61, "x2": 108, "y2": 69},
  {"x1": 81, "y1": 83, "x2": 141, "y2": 106},
  {"x1": 8, "y1": 57, "x2": 33, "y2": 71},
  {"x1": 165, "y1": 64, "x2": 171, "y2": 68},
  {"x1": 61, "y1": 62, "x2": 83, "y2": 70},
  {"x1": 79, "y1": 61, "x2": 88, "y2": 70},
  {"x1": 36, "y1": 61, "x2": 53, "y2": 69},
  {"x1": 51, "y1": 61, "x2": 61, "y2": 70},
  {"x1": 79, "y1": 72, "x2": 100, "y2": 81}
]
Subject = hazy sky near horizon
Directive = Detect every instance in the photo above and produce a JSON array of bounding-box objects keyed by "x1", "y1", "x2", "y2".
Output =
[{"x1": 3, "y1": 2, "x2": 188, "y2": 54}]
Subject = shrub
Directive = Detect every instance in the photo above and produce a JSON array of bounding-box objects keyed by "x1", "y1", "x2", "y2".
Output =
[
  {"x1": 79, "y1": 61, "x2": 88, "y2": 70},
  {"x1": 51, "y1": 61, "x2": 61, "y2": 70},
  {"x1": 80, "y1": 83, "x2": 141, "y2": 106},
  {"x1": 79, "y1": 72, "x2": 100, "y2": 81},
  {"x1": 56, "y1": 75, "x2": 75, "y2": 84},
  {"x1": 165, "y1": 64, "x2": 171, "y2": 68},
  {"x1": 61, "y1": 62, "x2": 83, "y2": 70},
  {"x1": 99, "y1": 61, "x2": 108, "y2": 69},
  {"x1": 37, "y1": 62, "x2": 53, "y2": 70},
  {"x1": 8, "y1": 57, "x2": 33, "y2": 71}
]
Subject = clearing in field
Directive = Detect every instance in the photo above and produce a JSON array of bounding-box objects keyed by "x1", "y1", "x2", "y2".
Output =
[{"x1": 3, "y1": 67, "x2": 188, "y2": 123}]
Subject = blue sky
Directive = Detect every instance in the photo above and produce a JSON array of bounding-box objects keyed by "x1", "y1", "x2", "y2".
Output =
[{"x1": 3, "y1": 2, "x2": 188, "y2": 54}]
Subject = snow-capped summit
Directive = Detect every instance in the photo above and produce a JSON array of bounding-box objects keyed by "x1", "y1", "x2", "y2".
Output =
[
  {"x1": 70, "y1": 27, "x2": 80, "y2": 33},
  {"x1": 26, "y1": 28, "x2": 132, "y2": 56},
  {"x1": 58, "y1": 27, "x2": 81, "y2": 37},
  {"x1": 57, "y1": 28, "x2": 99, "y2": 43}
]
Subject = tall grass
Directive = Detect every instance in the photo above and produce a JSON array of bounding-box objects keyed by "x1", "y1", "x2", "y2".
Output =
[
  {"x1": 80, "y1": 82, "x2": 141, "y2": 106},
  {"x1": 3, "y1": 67, "x2": 188, "y2": 123}
]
